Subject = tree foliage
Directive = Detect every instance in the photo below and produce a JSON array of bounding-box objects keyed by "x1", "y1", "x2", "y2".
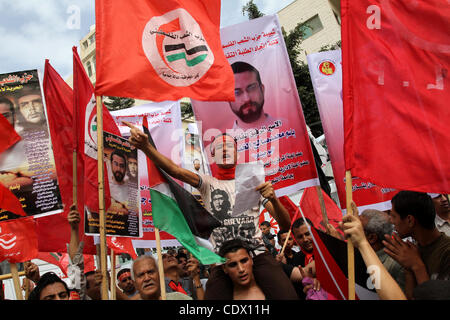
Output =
[
  {"x1": 104, "y1": 96, "x2": 135, "y2": 111},
  {"x1": 242, "y1": 0, "x2": 264, "y2": 19}
]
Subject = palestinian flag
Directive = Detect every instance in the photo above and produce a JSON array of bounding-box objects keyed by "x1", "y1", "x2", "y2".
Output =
[
  {"x1": 142, "y1": 117, "x2": 224, "y2": 265},
  {"x1": 298, "y1": 208, "x2": 379, "y2": 300}
]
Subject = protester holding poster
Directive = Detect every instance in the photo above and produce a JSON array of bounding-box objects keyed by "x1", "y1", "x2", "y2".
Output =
[
  {"x1": 85, "y1": 132, "x2": 141, "y2": 238},
  {"x1": 192, "y1": 15, "x2": 319, "y2": 197},
  {"x1": 0, "y1": 70, "x2": 63, "y2": 220},
  {"x1": 127, "y1": 122, "x2": 298, "y2": 300},
  {"x1": 111, "y1": 102, "x2": 184, "y2": 249}
]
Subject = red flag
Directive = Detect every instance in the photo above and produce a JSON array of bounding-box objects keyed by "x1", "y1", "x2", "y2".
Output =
[
  {"x1": 95, "y1": 0, "x2": 234, "y2": 102},
  {"x1": 310, "y1": 226, "x2": 350, "y2": 300},
  {"x1": 36, "y1": 252, "x2": 68, "y2": 277},
  {"x1": 299, "y1": 187, "x2": 343, "y2": 235},
  {"x1": 278, "y1": 196, "x2": 300, "y2": 222},
  {"x1": 107, "y1": 236, "x2": 138, "y2": 260},
  {"x1": 342, "y1": 0, "x2": 450, "y2": 193},
  {"x1": 0, "y1": 184, "x2": 26, "y2": 217},
  {"x1": 41, "y1": 60, "x2": 96, "y2": 255},
  {"x1": 0, "y1": 217, "x2": 38, "y2": 263},
  {"x1": 73, "y1": 46, "x2": 120, "y2": 216},
  {"x1": 0, "y1": 114, "x2": 20, "y2": 154},
  {"x1": 0, "y1": 114, "x2": 26, "y2": 217}
]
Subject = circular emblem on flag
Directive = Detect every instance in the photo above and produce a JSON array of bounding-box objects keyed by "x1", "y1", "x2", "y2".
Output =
[
  {"x1": 142, "y1": 8, "x2": 214, "y2": 87},
  {"x1": 318, "y1": 60, "x2": 336, "y2": 76}
]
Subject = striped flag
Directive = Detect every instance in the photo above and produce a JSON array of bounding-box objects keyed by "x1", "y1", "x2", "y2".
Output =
[
  {"x1": 142, "y1": 117, "x2": 224, "y2": 265},
  {"x1": 298, "y1": 207, "x2": 378, "y2": 300}
]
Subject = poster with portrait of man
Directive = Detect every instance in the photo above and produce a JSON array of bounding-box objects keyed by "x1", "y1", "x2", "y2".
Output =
[
  {"x1": 192, "y1": 15, "x2": 319, "y2": 197},
  {"x1": 84, "y1": 131, "x2": 142, "y2": 237},
  {"x1": 0, "y1": 69, "x2": 63, "y2": 220}
]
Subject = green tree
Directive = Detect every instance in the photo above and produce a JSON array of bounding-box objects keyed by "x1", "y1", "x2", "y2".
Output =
[
  {"x1": 104, "y1": 96, "x2": 135, "y2": 111},
  {"x1": 242, "y1": 1, "x2": 325, "y2": 137},
  {"x1": 242, "y1": 0, "x2": 264, "y2": 19},
  {"x1": 181, "y1": 101, "x2": 194, "y2": 120}
]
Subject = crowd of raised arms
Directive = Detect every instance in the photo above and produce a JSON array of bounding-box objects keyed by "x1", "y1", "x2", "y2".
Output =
[{"x1": 1, "y1": 125, "x2": 448, "y2": 301}]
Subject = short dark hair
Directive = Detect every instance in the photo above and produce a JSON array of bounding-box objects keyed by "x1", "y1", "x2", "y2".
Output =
[
  {"x1": 230, "y1": 61, "x2": 262, "y2": 85},
  {"x1": 28, "y1": 272, "x2": 69, "y2": 300},
  {"x1": 110, "y1": 149, "x2": 127, "y2": 164},
  {"x1": 84, "y1": 271, "x2": 96, "y2": 289},
  {"x1": 292, "y1": 217, "x2": 314, "y2": 231},
  {"x1": 260, "y1": 221, "x2": 271, "y2": 228},
  {"x1": 176, "y1": 252, "x2": 188, "y2": 261},
  {"x1": 276, "y1": 229, "x2": 290, "y2": 242},
  {"x1": 117, "y1": 268, "x2": 131, "y2": 280},
  {"x1": 218, "y1": 239, "x2": 250, "y2": 258},
  {"x1": 391, "y1": 191, "x2": 436, "y2": 230}
]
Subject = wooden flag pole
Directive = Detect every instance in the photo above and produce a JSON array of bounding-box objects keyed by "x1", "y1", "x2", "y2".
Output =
[
  {"x1": 315, "y1": 185, "x2": 329, "y2": 230},
  {"x1": 96, "y1": 95, "x2": 109, "y2": 300},
  {"x1": 73, "y1": 149, "x2": 77, "y2": 206},
  {"x1": 154, "y1": 227, "x2": 166, "y2": 300},
  {"x1": 9, "y1": 263, "x2": 23, "y2": 300},
  {"x1": 110, "y1": 250, "x2": 116, "y2": 300},
  {"x1": 345, "y1": 170, "x2": 356, "y2": 300},
  {"x1": 280, "y1": 229, "x2": 292, "y2": 257},
  {"x1": 0, "y1": 271, "x2": 25, "y2": 281}
]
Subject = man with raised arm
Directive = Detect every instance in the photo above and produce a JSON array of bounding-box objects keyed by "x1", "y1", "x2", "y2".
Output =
[{"x1": 125, "y1": 122, "x2": 297, "y2": 299}]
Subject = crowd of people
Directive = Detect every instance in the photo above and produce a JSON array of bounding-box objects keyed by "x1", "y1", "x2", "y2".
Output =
[{"x1": 0, "y1": 125, "x2": 448, "y2": 301}]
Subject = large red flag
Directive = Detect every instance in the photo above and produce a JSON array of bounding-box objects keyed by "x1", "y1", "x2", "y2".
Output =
[
  {"x1": 342, "y1": 0, "x2": 450, "y2": 193},
  {"x1": 73, "y1": 47, "x2": 120, "y2": 217},
  {"x1": 299, "y1": 187, "x2": 344, "y2": 236},
  {"x1": 41, "y1": 60, "x2": 96, "y2": 254},
  {"x1": 0, "y1": 216, "x2": 38, "y2": 263},
  {"x1": 95, "y1": 0, "x2": 234, "y2": 101}
]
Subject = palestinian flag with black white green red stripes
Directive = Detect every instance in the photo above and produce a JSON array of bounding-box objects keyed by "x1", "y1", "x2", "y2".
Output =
[{"x1": 142, "y1": 116, "x2": 224, "y2": 265}]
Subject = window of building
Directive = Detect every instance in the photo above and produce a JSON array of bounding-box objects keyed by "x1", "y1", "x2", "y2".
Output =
[
  {"x1": 92, "y1": 56, "x2": 96, "y2": 73},
  {"x1": 299, "y1": 15, "x2": 324, "y2": 40},
  {"x1": 86, "y1": 61, "x2": 92, "y2": 77},
  {"x1": 83, "y1": 40, "x2": 88, "y2": 49},
  {"x1": 89, "y1": 34, "x2": 95, "y2": 45}
]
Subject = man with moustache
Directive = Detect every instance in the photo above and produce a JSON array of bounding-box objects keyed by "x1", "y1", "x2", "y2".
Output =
[
  {"x1": 108, "y1": 149, "x2": 128, "y2": 204},
  {"x1": 291, "y1": 217, "x2": 316, "y2": 267},
  {"x1": 430, "y1": 194, "x2": 450, "y2": 236},
  {"x1": 131, "y1": 255, "x2": 192, "y2": 300},
  {"x1": 15, "y1": 85, "x2": 46, "y2": 133},
  {"x1": 229, "y1": 61, "x2": 277, "y2": 132}
]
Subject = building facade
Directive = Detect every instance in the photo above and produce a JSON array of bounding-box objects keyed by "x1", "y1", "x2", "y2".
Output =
[{"x1": 277, "y1": 0, "x2": 341, "y2": 62}]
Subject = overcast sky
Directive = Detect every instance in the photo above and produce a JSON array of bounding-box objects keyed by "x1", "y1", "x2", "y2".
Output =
[{"x1": 0, "y1": 0, "x2": 293, "y2": 80}]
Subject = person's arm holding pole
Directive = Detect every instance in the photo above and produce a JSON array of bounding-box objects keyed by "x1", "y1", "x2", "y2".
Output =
[{"x1": 341, "y1": 202, "x2": 406, "y2": 300}]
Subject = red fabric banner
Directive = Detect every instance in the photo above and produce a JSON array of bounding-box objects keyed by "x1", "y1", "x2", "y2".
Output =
[
  {"x1": 95, "y1": 0, "x2": 234, "y2": 102},
  {"x1": 0, "y1": 114, "x2": 20, "y2": 155},
  {"x1": 0, "y1": 216, "x2": 38, "y2": 263},
  {"x1": 299, "y1": 187, "x2": 343, "y2": 236},
  {"x1": 73, "y1": 47, "x2": 120, "y2": 215},
  {"x1": 107, "y1": 236, "x2": 138, "y2": 260},
  {"x1": 0, "y1": 114, "x2": 25, "y2": 217},
  {"x1": 342, "y1": 0, "x2": 450, "y2": 193},
  {"x1": 41, "y1": 60, "x2": 96, "y2": 255}
]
